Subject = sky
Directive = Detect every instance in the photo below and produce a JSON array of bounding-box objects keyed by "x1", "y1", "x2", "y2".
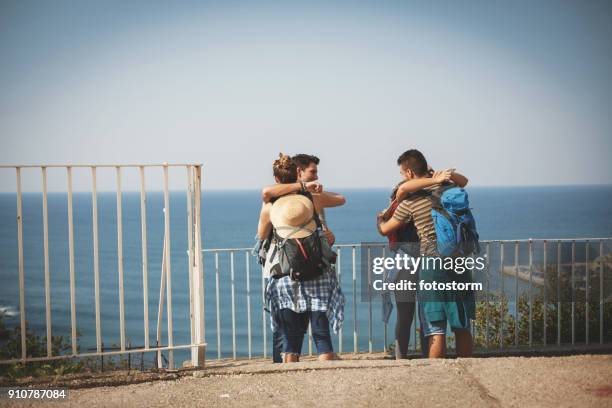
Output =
[{"x1": 1, "y1": 0, "x2": 611, "y2": 192}]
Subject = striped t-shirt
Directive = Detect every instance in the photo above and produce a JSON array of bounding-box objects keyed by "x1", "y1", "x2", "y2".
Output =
[{"x1": 392, "y1": 185, "x2": 440, "y2": 256}]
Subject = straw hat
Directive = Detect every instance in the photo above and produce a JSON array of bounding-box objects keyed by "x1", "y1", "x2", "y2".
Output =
[{"x1": 270, "y1": 194, "x2": 317, "y2": 239}]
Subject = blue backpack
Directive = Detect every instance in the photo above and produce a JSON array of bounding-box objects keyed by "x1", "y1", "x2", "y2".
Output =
[{"x1": 430, "y1": 186, "x2": 480, "y2": 257}]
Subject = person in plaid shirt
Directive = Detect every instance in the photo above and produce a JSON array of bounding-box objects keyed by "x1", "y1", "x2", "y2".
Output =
[{"x1": 257, "y1": 154, "x2": 345, "y2": 363}]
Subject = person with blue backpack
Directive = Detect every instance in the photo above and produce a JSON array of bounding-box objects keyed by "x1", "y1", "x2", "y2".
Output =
[
  {"x1": 378, "y1": 170, "x2": 454, "y2": 359},
  {"x1": 377, "y1": 149, "x2": 478, "y2": 358}
]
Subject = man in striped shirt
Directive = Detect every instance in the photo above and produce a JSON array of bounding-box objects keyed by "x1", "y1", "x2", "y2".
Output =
[{"x1": 377, "y1": 149, "x2": 473, "y2": 359}]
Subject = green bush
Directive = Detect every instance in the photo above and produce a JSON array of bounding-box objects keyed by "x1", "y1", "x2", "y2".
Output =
[
  {"x1": 474, "y1": 254, "x2": 612, "y2": 348},
  {"x1": 0, "y1": 313, "x2": 93, "y2": 379}
]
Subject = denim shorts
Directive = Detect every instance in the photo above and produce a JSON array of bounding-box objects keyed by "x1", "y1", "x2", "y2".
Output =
[
  {"x1": 418, "y1": 301, "x2": 471, "y2": 337},
  {"x1": 278, "y1": 309, "x2": 333, "y2": 355}
]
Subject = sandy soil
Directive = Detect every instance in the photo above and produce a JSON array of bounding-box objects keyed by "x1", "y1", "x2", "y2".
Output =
[{"x1": 1, "y1": 354, "x2": 611, "y2": 407}]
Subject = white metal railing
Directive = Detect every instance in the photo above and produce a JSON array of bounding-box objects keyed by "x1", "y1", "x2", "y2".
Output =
[
  {"x1": 1, "y1": 163, "x2": 610, "y2": 368},
  {"x1": 0, "y1": 164, "x2": 206, "y2": 369},
  {"x1": 201, "y1": 238, "x2": 611, "y2": 360}
]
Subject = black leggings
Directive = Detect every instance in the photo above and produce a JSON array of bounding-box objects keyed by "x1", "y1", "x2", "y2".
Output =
[
  {"x1": 394, "y1": 301, "x2": 415, "y2": 359},
  {"x1": 393, "y1": 267, "x2": 418, "y2": 358}
]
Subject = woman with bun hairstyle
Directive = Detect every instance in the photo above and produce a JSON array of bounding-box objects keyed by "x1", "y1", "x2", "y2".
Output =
[{"x1": 257, "y1": 154, "x2": 345, "y2": 363}]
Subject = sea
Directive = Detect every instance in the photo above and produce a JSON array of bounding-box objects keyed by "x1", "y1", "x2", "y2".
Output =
[{"x1": 0, "y1": 186, "x2": 611, "y2": 362}]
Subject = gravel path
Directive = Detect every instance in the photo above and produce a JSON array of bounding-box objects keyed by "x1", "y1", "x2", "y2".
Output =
[{"x1": 2, "y1": 355, "x2": 611, "y2": 407}]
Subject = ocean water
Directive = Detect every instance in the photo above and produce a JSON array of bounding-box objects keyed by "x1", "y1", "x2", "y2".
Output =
[{"x1": 0, "y1": 186, "x2": 611, "y2": 362}]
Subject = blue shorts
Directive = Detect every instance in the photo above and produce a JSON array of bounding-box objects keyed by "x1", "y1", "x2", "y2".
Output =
[{"x1": 418, "y1": 301, "x2": 471, "y2": 337}]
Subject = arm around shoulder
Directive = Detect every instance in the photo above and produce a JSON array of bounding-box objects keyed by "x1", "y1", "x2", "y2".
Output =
[
  {"x1": 261, "y1": 182, "x2": 301, "y2": 203},
  {"x1": 377, "y1": 215, "x2": 403, "y2": 236},
  {"x1": 395, "y1": 170, "x2": 452, "y2": 201}
]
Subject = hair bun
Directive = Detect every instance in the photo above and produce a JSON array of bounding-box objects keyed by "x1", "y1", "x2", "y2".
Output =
[{"x1": 274, "y1": 153, "x2": 292, "y2": 169}]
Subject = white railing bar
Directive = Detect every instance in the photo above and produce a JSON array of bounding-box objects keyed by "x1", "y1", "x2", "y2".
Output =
[
  {"x1": 571, "y1": 240, "x2": 576, "y2": 346},
  {"x1": 382, "y1": 246, "x2": 387, "y2": 353},
  {"x1": 335, "y1": 238, "x2": 611, "y2": 246},
  {"x1": 367, "y1": 246, "x2": 372, "y2": 353},
  {"x1": 352, "y1": 246, "x2": 357, "y2": 353},
  {"x1": 0, "y1": 343, "x2": 208, "y2": 365},
  {"x1": 203, "y1": 247, "x2": 255, "y2": 253},
  {"x1": 337, "y1": 248, "x2": 343, "y2": 354},
  {"x1": 199, "y1": 240, "x2": 206, "y2": 344},
  {"x1": 557, "y1": 241, "x2": 562, "y2": 346},
  {"x1": 200, "y1": 238, "x2": 612, "y2": 255},
  {"x1": 499, "y1": 241, "x2": 504, "y2": 350},
  {"x1": 246, "y1": 251, "x2": 252, "y2": 359},
  {"x1": 231, "y1": 251, "x2": 237, "y2": 360},
  {"x1": 215, "y1": 252, "x2": 221, "y2": 360},
  {"x1": 600, "y1": 239, "x2": 604, "y2": 345},
  {"x1": 67, "y1": 167, "x2": 77, "y2": 355},
  {"x1": 188, "y1": 165, "x2": 206, "y2": 367},
  {"x1": 156, "y1": 236, "x2": 167, "y2": 368},
  {"x1": 485, "y1": 242, "x2": 490, "y2": 348},
  {"x1": 543, "y1": 240, "x2": 548, "y2": 346},
  {"x1": 0, "y1": 163, "x2": 203, "y2": 168},
  {"x1": 191, "y1": 165, "x2": 205, "y2": 367},
  {"x1": 16, "y1": 168, "x2": 26, "y2": 362},
  {"x1": 414, "y1": 306, "x2": 419, "y2": 353},
  {"x1": 186, "y1": 166, "x2": 195, "y2": 359},
  {"x1": 41, "y1": 167, "x2": 52, "y2": 357},
  {"x1": 162, "y1": 165, "x2": 174, "y2": 369},
  {"x1": 91, "y1": 167, "x2": 102, "y2": 353},
  {"x1": 140, "y1": 166, "x2": 149, "y2": 350},
  {"x1": 528, "y1": 239, "x2": 533, "y2": 347},
  {"x1": 585, "y1": 240, "x2": 590, "y2": 345},
  {"x1": 514, "y1": 241, "x2": 519, "y2": 347},
  {"x1": 480, "y1": 237, "x2": 610, "y2": 243},
  {"x1": 116, "y1": 166, "x2": 126, "y2": 352}
]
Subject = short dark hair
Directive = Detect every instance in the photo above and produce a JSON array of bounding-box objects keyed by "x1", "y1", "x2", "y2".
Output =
[
  {"x1": 292, "y1": 154, "x2": 319, "y2": 169},
  {"x1": 397, "y1": 149, "x2": 429, "y2": 176}
]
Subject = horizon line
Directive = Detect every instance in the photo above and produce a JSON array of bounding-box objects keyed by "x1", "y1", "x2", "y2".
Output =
[{"x1": 1, "y1": 182, "x2": 611, "y2": 194}]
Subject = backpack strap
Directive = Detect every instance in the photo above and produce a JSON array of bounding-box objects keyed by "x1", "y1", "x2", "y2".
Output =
[
  {"x1": 283, "y1": 191, "x2": 326, "y2": 268},
  {"x1": 299, "y1": 191, "x2": 326, "y2": 265},
  {"x1": 275, "y1": 217, "x2": 316, "y2": 248},
  {"x1": 429, "y1": 185, "x2": 456, "y2": 223}
]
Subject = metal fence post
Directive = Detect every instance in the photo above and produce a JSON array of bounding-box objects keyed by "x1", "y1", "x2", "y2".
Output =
[
  {"x1": 190, "y1": 165, "x2": 206, "y2": 367},
  {"x1": 162, "y1": 165, "x2": 174, "y2": 368},
  {"x1": 41, "y1": 167, "x2": 52, "y2": 357},
  {"x1": 67, "y1": 167, "x2": 78, "y2": 355},
  {"x1": 16, "y1": 167, "x2": 26, "y2": 362}
]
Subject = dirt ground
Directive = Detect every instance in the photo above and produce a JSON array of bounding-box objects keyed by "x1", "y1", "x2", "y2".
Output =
[{"x1": 1, "y1": 354, "x2": 611, "y2": 407}]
